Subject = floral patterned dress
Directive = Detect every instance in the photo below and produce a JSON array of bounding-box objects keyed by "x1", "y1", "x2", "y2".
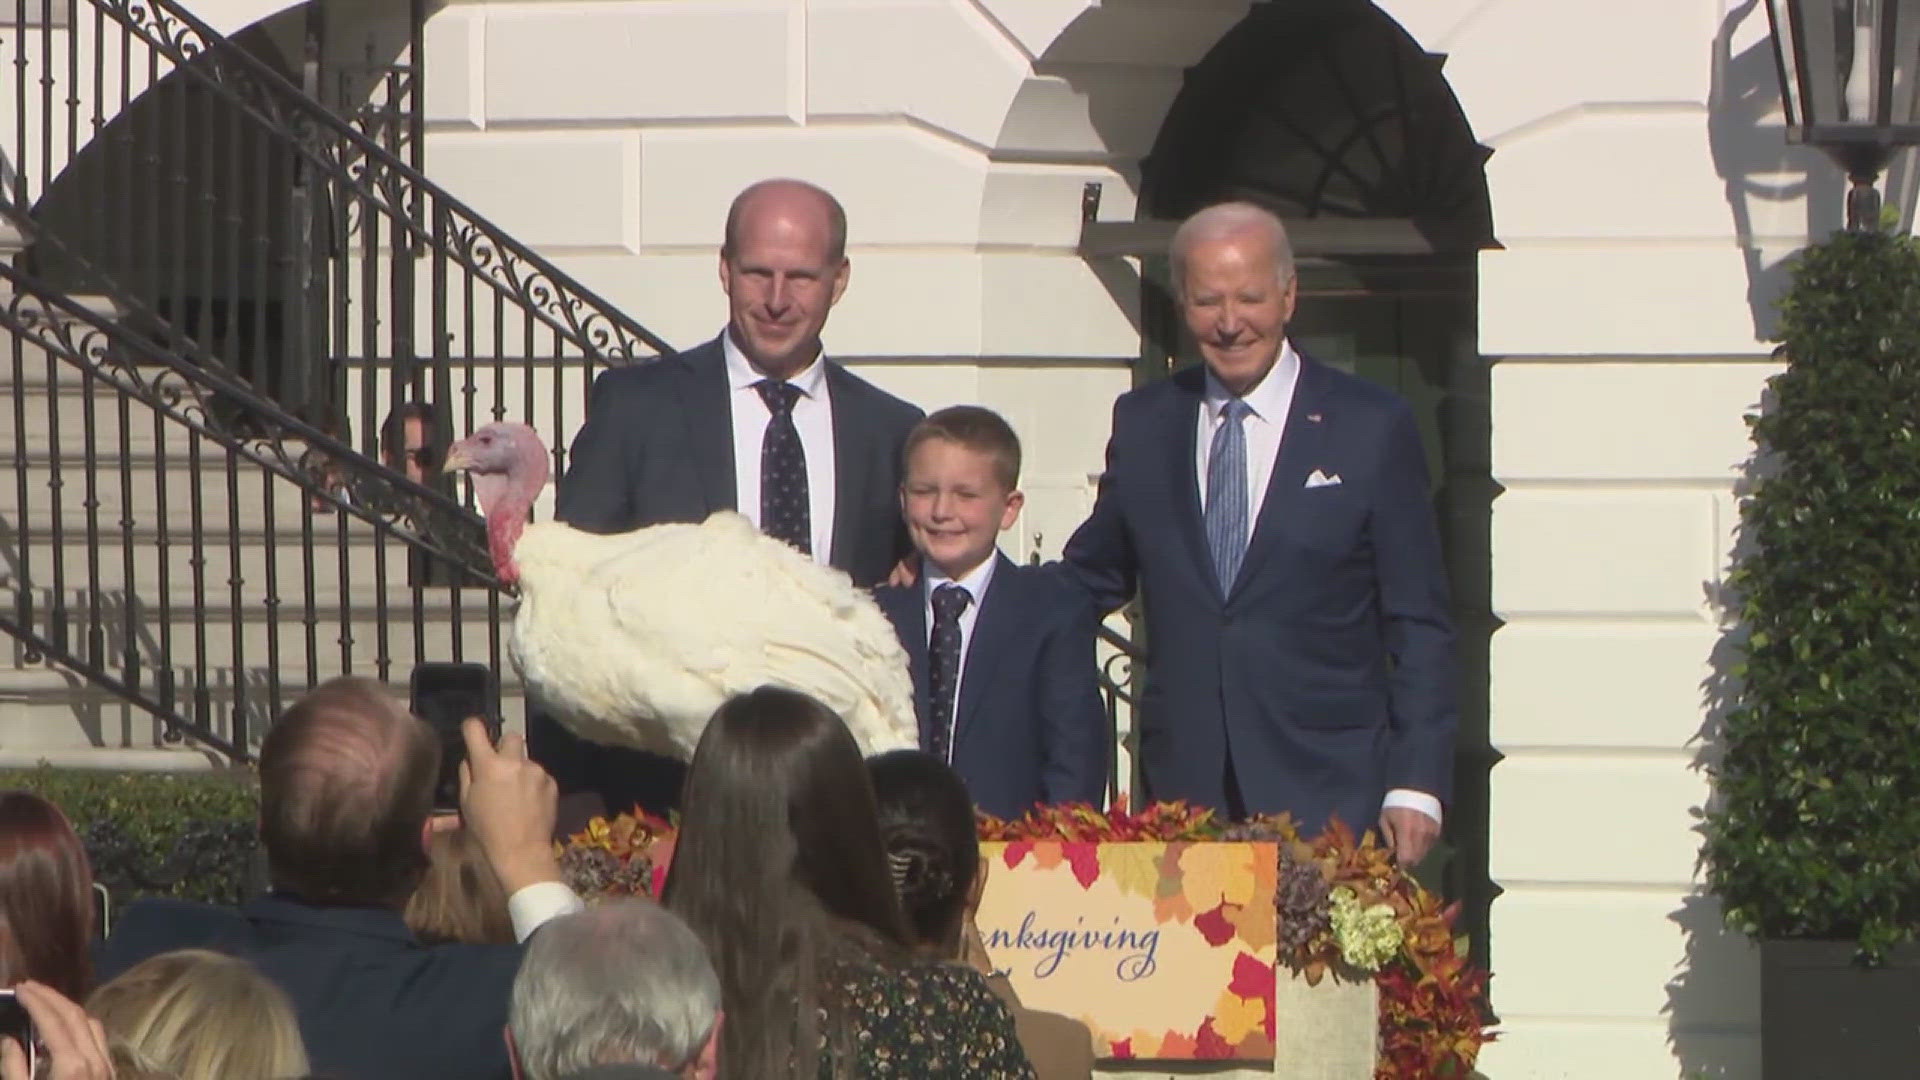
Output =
[{"x1": 819, "y1": 953, "x2": 1037, "y2": 1078}]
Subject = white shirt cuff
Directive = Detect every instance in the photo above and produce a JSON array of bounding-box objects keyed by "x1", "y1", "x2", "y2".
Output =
[
  {"x1": 506, "y1": 881, "x2": 585, "y2": 942},
  {"x1": 1382, "y1": 789, "x2": 1443, "y2": 827}
]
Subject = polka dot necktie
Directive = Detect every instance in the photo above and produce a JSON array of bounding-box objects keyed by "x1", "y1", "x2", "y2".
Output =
[
  {"x1": 926, "y1": 583, "x2": 973, "y2": 764},
  {"x1": 754, "y1": 379, "x2": 811, "y2": 555}
]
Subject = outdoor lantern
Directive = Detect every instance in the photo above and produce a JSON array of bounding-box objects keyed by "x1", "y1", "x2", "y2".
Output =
[{"x1": 1768, "y1": 0, "x2": 1920, "y2": 229}]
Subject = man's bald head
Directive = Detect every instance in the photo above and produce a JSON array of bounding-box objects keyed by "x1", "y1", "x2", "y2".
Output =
[
  {"x1": 723, "y1": 179, "x2": 847, "y2": 264},
  {"x1": 258, "y1": 676, "x2": 440, "y2": 907}
]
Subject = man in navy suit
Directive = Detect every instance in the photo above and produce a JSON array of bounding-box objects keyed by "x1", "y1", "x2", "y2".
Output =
[
  {"x1": 1062, "y1": 202, "x2": 1456, "y2": 865},
  {"x1": 874, "y1": 406, "x2": 1108, "y2": 818},
  {"x1": 97, "y1": 676, "x2": 586, "y2": 1080},
  {"x1": 545, "y1": 179, "x2": 923, "y2": 813}
]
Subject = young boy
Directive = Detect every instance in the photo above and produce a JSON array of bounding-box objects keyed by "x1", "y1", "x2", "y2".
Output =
[{"x1": 872, "y1": 406, "x2": 1108, "y2": 818}]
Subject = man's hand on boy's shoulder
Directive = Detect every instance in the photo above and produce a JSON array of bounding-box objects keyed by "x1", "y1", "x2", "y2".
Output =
[{"x1": 886, "y1": 556, "x2": 919, "y2": 589}]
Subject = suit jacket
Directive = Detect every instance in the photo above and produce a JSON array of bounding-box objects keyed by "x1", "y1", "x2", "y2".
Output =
[
  {"x1": 1060, "y1": 356, "x2": 1456, "y2": 834},
  {"x1": 97, "y1": 895, "x2": 522, "y2": 1080},
  {"x1": 874, "y1": 553, "x2": 1109, "y2": 818},
  {"x1": 986, "y1": 973, "x2": 1095, "y2": 1080},
  {"x1": 555, "y1": 335, "x2": 924, "y2": 588},
  {"x1": 541, "y1": 335, "x2": 923, "y2": 813}
]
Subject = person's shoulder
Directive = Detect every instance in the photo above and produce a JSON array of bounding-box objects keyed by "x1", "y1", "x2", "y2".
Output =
[
  {"x1": 98, "y1": 897, "x2": 254, "y2": 979},
  {"x1": 111, "y1": 896, "x2": 250, "y2": 942},
  {"x1": 890, "y1": 955, "x2": 1012, "y2": 1008},
  {"x1": 869, "y1": 579, "x2": 917, "y2": 610},
  {"x1": 594, "y1": 339, "x2": 721, "y2": 393},
  {"x1": 826, "y1": 362, "x2": 924, "y2": 426},
  {"x1": 997, "y1": 559, "x2": 1094, "y2": 618},
  {"x1": 1109, "y1": 366, "x2": 1199, "y2": 422},
  {"x1": 1300, "y1": 353, "x2": 1414, "y2": 419}
]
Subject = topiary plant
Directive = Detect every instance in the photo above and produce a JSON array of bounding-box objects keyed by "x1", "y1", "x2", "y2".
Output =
[{"x1": 1703, "y1": 227, "x2": 1920, "y2": 962}]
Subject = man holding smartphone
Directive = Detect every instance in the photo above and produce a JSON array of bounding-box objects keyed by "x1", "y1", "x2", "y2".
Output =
[{"x1": 98, "y1": 675, "x2": 582, "y2": 1080}]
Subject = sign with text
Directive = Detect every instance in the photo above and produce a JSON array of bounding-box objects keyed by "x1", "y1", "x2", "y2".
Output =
[{"x1": 976, "y1": 841, "x2": 1278, "y2": 1061}]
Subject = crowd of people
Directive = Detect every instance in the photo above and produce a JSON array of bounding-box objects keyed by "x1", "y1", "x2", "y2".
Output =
[
  {"x1": 0, "y1": 677, "x2": 1085, "y2": 1079},
  {"x1": 0, "y1": 174, "x2": 1461, "y2": 1077}
]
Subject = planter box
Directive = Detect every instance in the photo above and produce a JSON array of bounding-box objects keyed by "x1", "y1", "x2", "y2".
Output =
[{"x1": 1762, "y1": 939, "x2": 1920, "y2": 1077}]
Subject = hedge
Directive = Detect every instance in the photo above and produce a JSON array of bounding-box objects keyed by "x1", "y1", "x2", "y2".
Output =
[
  {"x1": 1702, "y1": 228, "x2": 1920, "y2": 962},
  {"x1": 1, "y1": 767, "x2": 262, "y2": 907}
]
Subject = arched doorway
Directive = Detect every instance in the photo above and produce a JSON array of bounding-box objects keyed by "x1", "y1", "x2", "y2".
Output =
[{"x1": 1127, "y1": 0, "x2": 1500, "y2": 978}]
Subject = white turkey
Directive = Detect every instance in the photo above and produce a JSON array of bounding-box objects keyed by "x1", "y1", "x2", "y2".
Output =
[{"x1": 441, "y1": 421, "x2": 918, "y2": 759}]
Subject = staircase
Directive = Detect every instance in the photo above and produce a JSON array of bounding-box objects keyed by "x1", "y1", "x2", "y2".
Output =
[{"x1": 0, "y1": 0, "x2": 670, "y2": 767}]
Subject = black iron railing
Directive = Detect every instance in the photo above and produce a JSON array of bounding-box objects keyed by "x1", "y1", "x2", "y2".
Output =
[
  {"x1": 0, "y1": 259, "x2": 504, "y2": 760},
  {"x1": 1095, "y1": 623, "x2": 1141, "y2": 807},
  {"x1": 4, "y1": 0, "x2": 671, "y2": 473}
]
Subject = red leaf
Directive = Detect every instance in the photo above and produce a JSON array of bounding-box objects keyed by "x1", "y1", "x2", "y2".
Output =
[
  {"x1": 1193, "y1": 902, "x2": 1237, "y2": 946},
  {"x1": 1064, "y1": 843, "x2": 1101, "y2": 889},
  {"x1": 1107, "y1": 1037, "x2": 1132, "y2": 1060},
  {"x1": 1193, "y1": 1018, "x2": 1234, "y2": 1059},
  {"x1": 1228, "y1": 950, "x2": 1276, "y2": 1002},
  {"x1": 1002, "y1": 840, "x2": 1033, "y2": 869}
]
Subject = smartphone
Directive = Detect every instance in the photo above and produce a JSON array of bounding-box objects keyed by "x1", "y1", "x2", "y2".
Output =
[
  {"x1": 0, "y1": 989, "x2": 34, "y2": 1075},
  {"x1": 409, "y1": 661, "x2": 500, "y2": 813}
]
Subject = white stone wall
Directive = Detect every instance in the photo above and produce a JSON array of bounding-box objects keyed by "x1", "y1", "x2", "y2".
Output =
[
  {"x1": 400, "y1": 1, "x2": 1818, "y2": 1076},
  {"x1": 1410, "y1": 0, "x2": 1800, "y2": 1075}
]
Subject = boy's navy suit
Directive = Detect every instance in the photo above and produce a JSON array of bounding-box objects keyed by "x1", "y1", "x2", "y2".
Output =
[{"x1": 874, "y1": 552, "x2": 1109, "y2": 818}]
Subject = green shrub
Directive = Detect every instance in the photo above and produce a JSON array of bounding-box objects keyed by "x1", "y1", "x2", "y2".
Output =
[
  {"x1": 1703, "y1": 228, "x2": 1920, "y2": 961},
  {"x1": 0, "y1": 767, "x2": 261, "y2": 906}
]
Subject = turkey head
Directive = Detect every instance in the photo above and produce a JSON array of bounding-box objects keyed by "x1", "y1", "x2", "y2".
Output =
[{"x1": 444, "y1": 421, "x2": 551, "y2": 585}]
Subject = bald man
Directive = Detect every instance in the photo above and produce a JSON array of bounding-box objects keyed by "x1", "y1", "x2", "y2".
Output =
[{"x1": 548, "y1": 179, "x2": 923, "y2": 812}]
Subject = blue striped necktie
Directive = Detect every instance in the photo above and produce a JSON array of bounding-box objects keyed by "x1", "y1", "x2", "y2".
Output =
[{"x1": 1203, "y1": 398, "x2": 1253, "y2": 592}]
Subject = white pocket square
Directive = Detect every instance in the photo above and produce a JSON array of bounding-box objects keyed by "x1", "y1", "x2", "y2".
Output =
[{"x1": 1304, "y1": 469, "x2": 1342, "y2": 489}]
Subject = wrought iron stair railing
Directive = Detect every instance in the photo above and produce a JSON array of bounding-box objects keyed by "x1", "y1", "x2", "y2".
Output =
[
  {"x1": 4, "y1": 0, "x2": 673, "y2": 475},
  {"x1": 0, "y1": 258, "x2": 504, "y2": 761}
]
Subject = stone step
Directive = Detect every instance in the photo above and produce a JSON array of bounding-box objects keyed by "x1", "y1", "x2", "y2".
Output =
[
  {"x1": 0, "y1": 371, "x2": 217, "y2": 457},
  {"x1": 1, "y1": 594, "x2": 517, "y2": 670},
  {"x1": 5, "y1": 453, "x2": 485, "y2": 547},
  {"x1": 0, "y1": 666, "x2": 532, "y2": 754},
  {"x1": 1, "y1": 538, "x2": 500, "y2": 613}
]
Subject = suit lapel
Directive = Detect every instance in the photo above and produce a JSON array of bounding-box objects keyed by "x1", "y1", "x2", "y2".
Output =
[
  {"x1": 1160, "y1": 368, "x2": 1221, "y2": 603},
  {"x1": 679, "y1": 339, "x2": 736, "y2": 513},
  {"x1": 1232, "y1": 355, "x2": 1332, "y2": 596},
  {"x1": 824, "y1": 364, "x2": 865, "y2": 567},
  {"x1": 952, "y1": 554, "x2": 1019, "y2": 753},
  {"x1": 879, "y1": 582, "x2": 933, "y2": 744}
]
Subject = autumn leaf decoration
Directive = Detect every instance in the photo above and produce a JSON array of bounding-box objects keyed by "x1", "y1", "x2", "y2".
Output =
[{"x1": 560, "y1": 800, "x2": 1494, "y2": 1080}]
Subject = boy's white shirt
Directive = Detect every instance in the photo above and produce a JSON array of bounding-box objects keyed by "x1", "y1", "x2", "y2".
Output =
[{"x1": 920, "y1": 550, "x2": 1000, "y2": 760}]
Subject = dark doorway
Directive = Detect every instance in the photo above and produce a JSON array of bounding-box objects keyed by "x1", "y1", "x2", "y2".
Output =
[{"x1": 1135, "y1": 0, "x2": 1500, "y2": 983}]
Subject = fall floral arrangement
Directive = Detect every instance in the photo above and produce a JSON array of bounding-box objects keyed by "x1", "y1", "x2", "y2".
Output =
[
  {"x1": 559, "y1": 800, "x2": 1492, "y2": 1079},
  {"x1": 978, "y1": 802, "x2": 1494, "y2": 1079}
]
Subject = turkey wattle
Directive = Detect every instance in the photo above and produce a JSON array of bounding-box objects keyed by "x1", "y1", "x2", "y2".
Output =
[{"x1": 442, "y1": 421, "x2": 918, "y2": 759}]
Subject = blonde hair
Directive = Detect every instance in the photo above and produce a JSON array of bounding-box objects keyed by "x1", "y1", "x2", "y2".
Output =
[
  {"x1": 405, "y1": 824, "x2": 515, "y2": 945},
  {"x1": 87, "y1": 950, "x2": 310, "y2": 1080}
]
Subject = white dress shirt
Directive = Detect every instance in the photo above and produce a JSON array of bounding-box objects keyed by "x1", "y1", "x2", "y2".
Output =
[
  {"x1": 1193, "y1": 342, "x2": 1442, "y2": 829},
  {"x1": 922, "y1": 553, "x2": 998, "y2": 760},
  {"x1": 505, "y1": 881, "x2": 585, "y2": 941},
  {"x1": 723, "y1": 330, "x2": 837, "y2": 565}
]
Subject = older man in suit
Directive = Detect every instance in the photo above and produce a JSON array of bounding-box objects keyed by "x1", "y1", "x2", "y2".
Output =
[
  {"x1": 1062, "y1": 202, "x2": 1456, "y2": 865},
  {"x1": 546, "y1": 179, "x2": 923, "y2": 812}
]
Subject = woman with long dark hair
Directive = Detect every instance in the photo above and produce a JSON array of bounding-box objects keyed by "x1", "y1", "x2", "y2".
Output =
[
  {"x1": 869, "y1": 750, "x2": 1095, "y2": 1080},
  {"x1": 0, "y1": 790, "x2": 97, "y2": 1000},
  {"x1": 663, "y1": 687, "x2": 1033, "y2": 1079}
]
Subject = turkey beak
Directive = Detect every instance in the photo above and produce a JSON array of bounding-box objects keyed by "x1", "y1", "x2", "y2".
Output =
[{"x1": 442, "y1": 443, "x2": 473, "y2": 473}]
